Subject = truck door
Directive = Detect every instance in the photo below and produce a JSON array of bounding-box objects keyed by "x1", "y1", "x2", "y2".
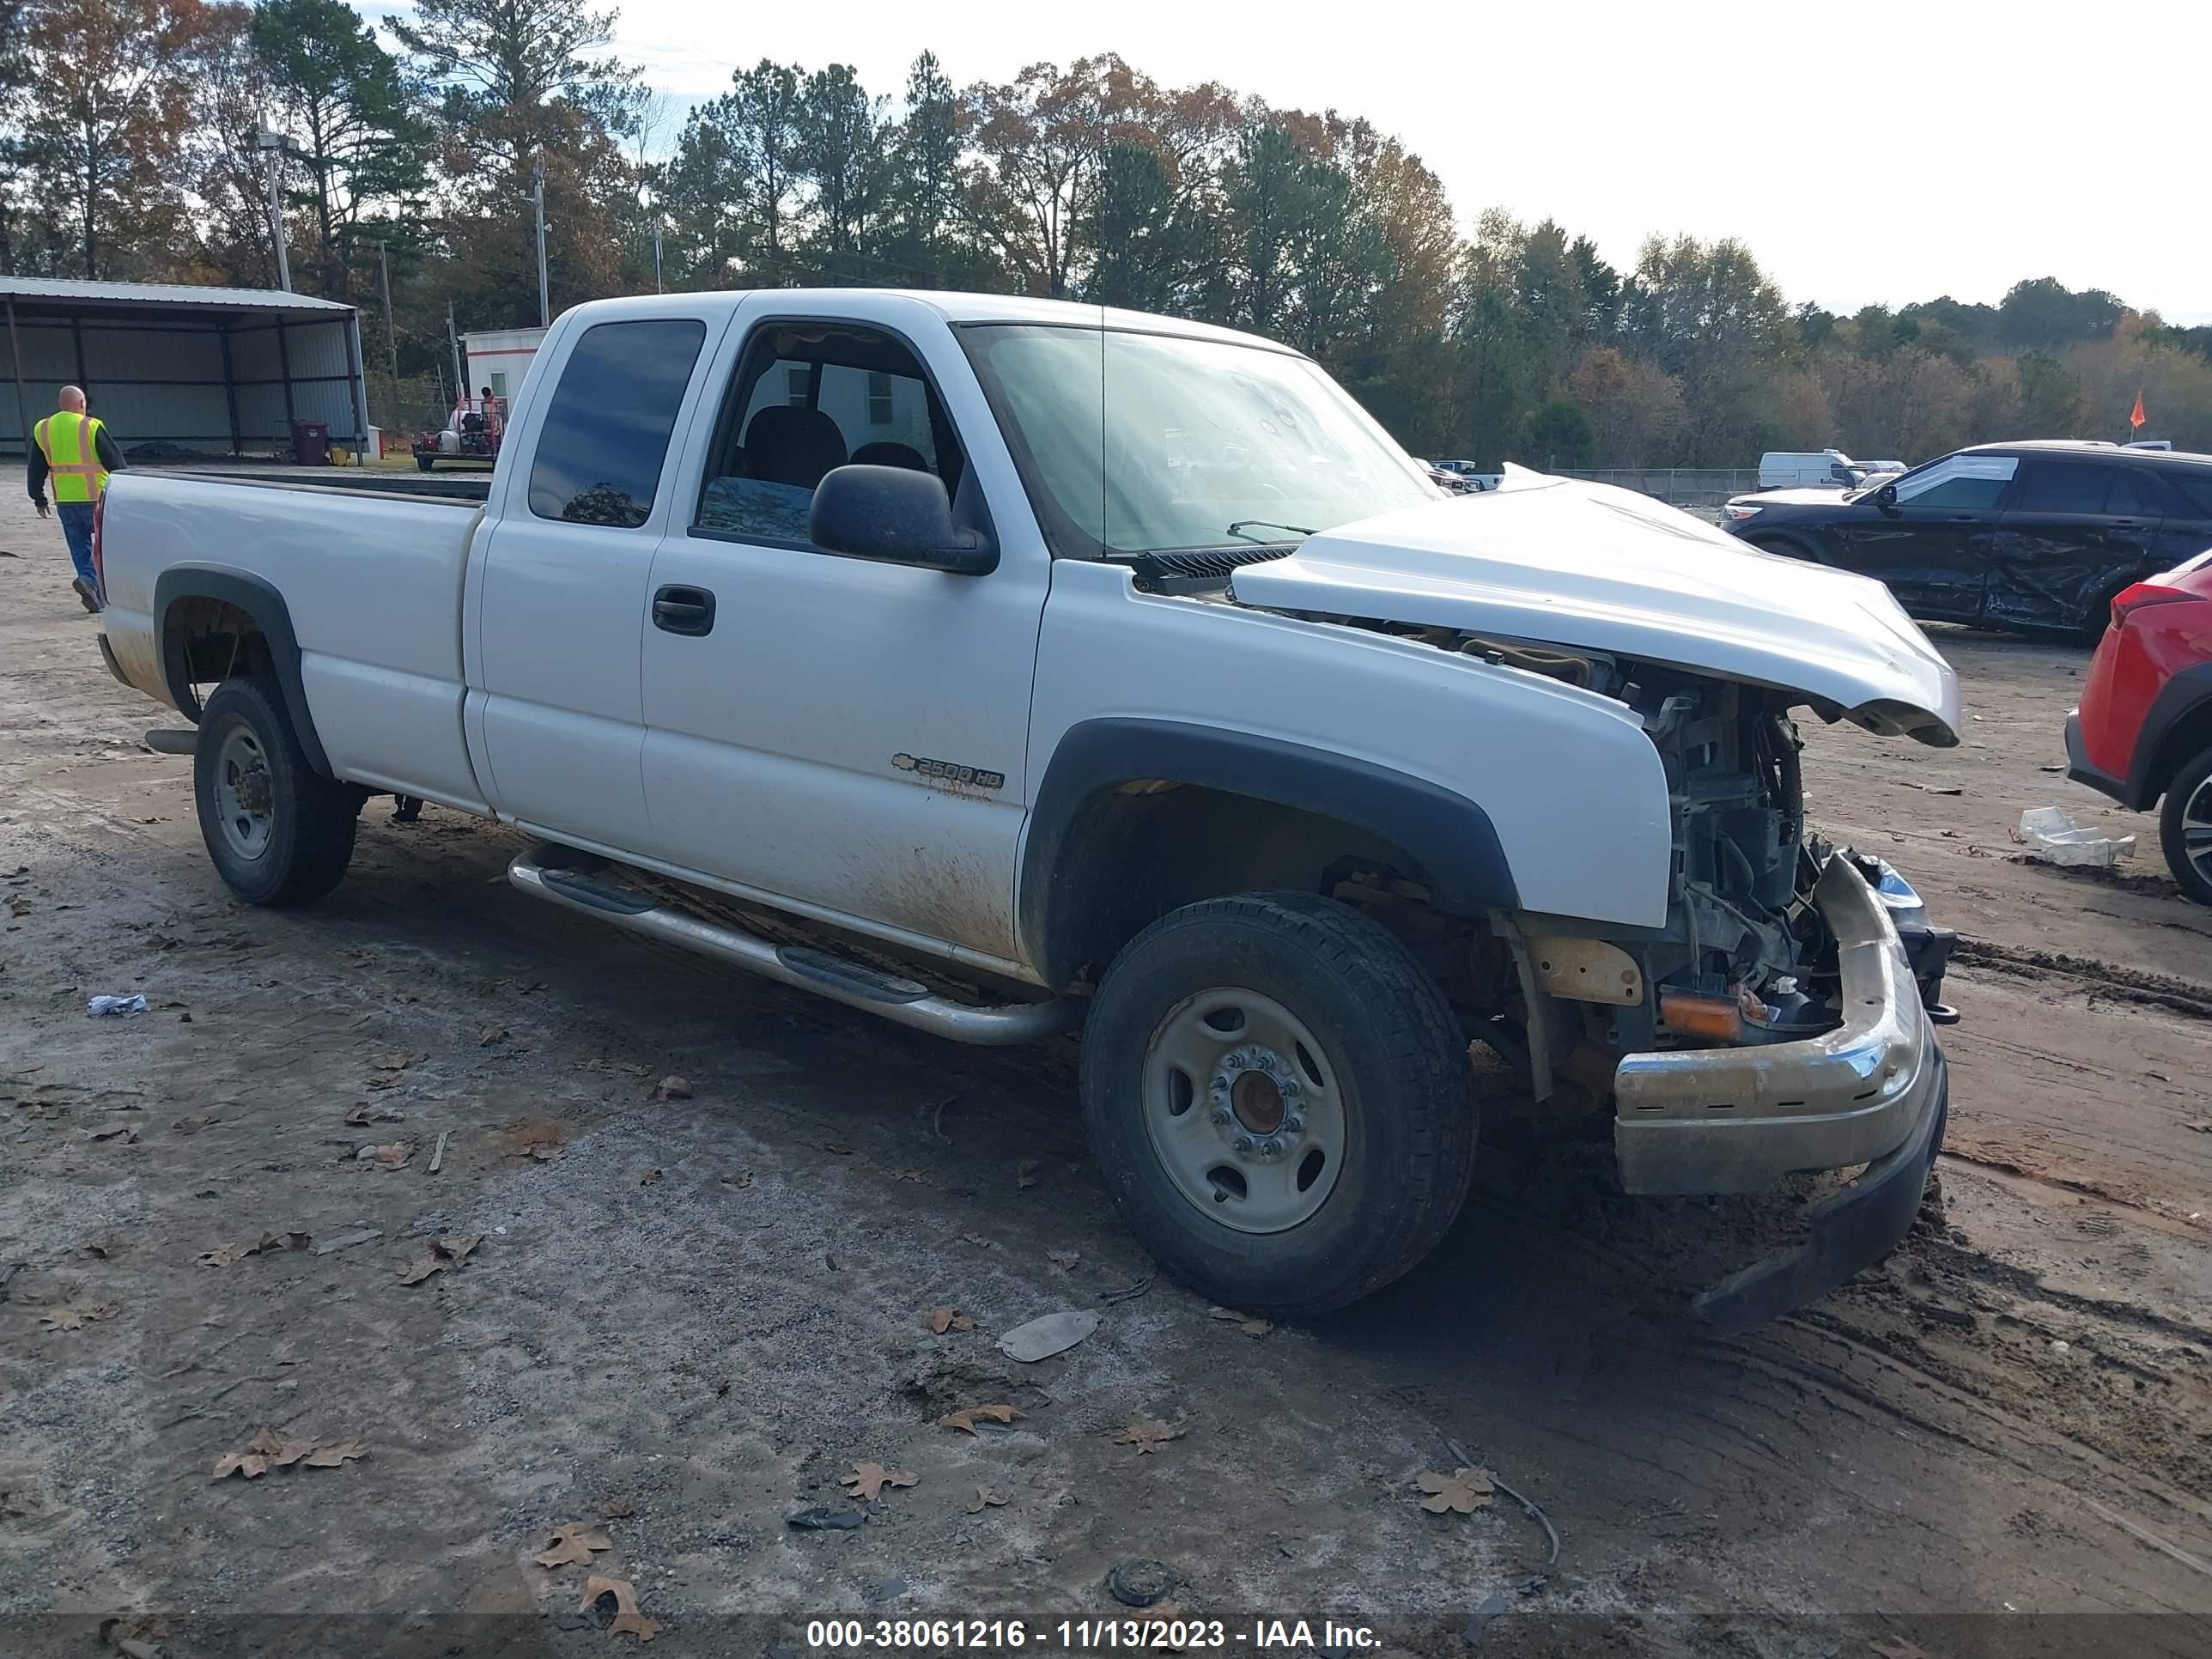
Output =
[
  {"x1": 470, "y1": 311, "x2": 725, "y2": 852},
  {"x1": 635, "y1": 300, "x2": 1048, "y2": 969}
]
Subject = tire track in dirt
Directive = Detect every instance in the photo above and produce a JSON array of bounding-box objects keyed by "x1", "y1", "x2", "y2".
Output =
[{"x1": 1954, "y1": 936, "x2": 2212, "y2": 1022}]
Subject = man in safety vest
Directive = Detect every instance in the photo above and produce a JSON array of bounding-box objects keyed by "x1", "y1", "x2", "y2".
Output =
[{"x1": 29, "y1": 385, "x2": 125, "y2": 614}]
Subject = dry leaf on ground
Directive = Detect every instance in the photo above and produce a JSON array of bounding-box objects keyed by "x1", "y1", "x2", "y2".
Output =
[
  {"x1": 88, "y1": 1123, "x2": 137, "y2": 1143},
  {"x1": 1415, "y1": 1468, "x2": 1495, "y2": 1515},
  {"x1": 922, "y1": 1306, "x2": 975, "y2": 1334},
  {"x1": 362, "y1": 1140, "x2": 416, "y2": 1170},
  {"x1": 504, "y1": 1120, "x2": 568, "y2": 1159},
  {"x1": 842, "y1": 1462, "x2": 918, "y2": 1499},
  {"x1": 1210, "y1": 1307, "x2": 1272, "y2": 1338},
  {"x1": 599, "y1": 1495, "x2": 635, "y2": 1519},
  {"x1": 639, "y1": 1169, "x2": 662, "y2": 1186},
  {"x1": 479, "y1": 1025, "x2": 507, "y2": 1046},
  {"x1": 212, "y1": 1431, "x2": 367, "y2": 1479},
  {"x1": 1047, "y1": 1249, "x2": 1081, "y2": 1271},
  {"x1": 534, "y1": 1522, "x2": 614, "y2": 1568},
  {"x1": 397, "y1": 1234, "x2": 483, "y2": 1285},
  {"x1": 343, "y1": 1103, "x2": 402, "y2": 1127},
  {"x1": 7, "y1": 896, "x2": 29, "y2": 917},
  {"x1": 39, "y1": 1304, "x2": 118, "y2": 1333},
  {"x1": 170, "y1": 1114, "x2": 221, "y2": 1135},
  {"x1": 722, "y1": 1170, "x2": 753, "y2": 1188},
  {"x1": 370, "y1": 1054, "x2": 416, "y2": 1073},
  {"x1": 1115, "y1": 1421, "x2": 1184, "y2": 1455},
  {"x1": 580, "y1": 1575, "x2": 660, "y2": 1642},
  {"x1": 965, "y1": 1486, "x2": 1008, "y2": 1514},
  {"x1": 938, "y1": 1403, "x2": 1023, "y2": 1434},
  {"x1": 198, "y1": 1231, "x2": 309, "y2": 1267},
  {"x1": 652, "y1": 1074, "x2": 690, "y2": 1100}
]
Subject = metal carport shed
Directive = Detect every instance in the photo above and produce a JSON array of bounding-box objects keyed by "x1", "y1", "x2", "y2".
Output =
[{"x1": 0, "y1": 276, "x2": 368, "y2": 462}]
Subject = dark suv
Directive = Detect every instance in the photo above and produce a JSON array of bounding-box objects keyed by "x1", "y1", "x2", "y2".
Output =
[{"x1": 1721, "y1": 441, "x2": 2212, "y2": 639}]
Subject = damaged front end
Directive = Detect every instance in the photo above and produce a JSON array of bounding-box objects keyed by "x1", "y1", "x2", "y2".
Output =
[{"x1": 1571, "y1": 662, "x2": 1955, "y2": 1333}]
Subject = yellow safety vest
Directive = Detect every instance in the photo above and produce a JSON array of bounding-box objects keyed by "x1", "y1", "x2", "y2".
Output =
[{"x1": 36, "y1": 410, "x2": 108, "y2": 503}]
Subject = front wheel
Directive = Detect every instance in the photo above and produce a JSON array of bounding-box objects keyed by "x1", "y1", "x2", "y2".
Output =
[
  {"x1": 1080, "y1": 891, "x2": 1480, "y2": 1318},
  {"x1": 2160, "y1": 744, "x2": 2212, "y2": 906},
  {"x1": 193, "y1": 677, "x2": 360, "y2": 906},
  {"x1": 414, "y1": 453, "x2": 435, "y2": 473}
]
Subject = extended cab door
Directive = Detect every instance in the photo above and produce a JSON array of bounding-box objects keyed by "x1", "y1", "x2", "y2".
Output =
[
  {"x1": 1838, "y1": 452, "x2": 2018, "y2": 621},
  {"x1": 634, "y1": 296, "x2": 1048, "y2": 970},
  {"x1": 468, "y1": 307, "x2": 727, "y2": 851}
]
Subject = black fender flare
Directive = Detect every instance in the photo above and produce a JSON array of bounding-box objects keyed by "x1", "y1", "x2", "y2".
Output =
[
  {"x1": 153, "y1": 566, "x2": 334, "y2": 777},
  {"x1": 2128, "y1": 663, "x2": 2212, "y2": 810},
  {"x1": 1018, "y1": 718, "x2": 1519, "y2": 989}
]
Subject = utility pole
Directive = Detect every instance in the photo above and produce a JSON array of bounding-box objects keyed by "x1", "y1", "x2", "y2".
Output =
[
  {"x1": 255, "y1": 128, "x2": 292, "y2": 292},
  {"x1": 376, "y1": 241, "x2": 399, "y2": 381},
  {"x1": 447, "y1": 301, "x2": 464, "y2": 405},
  {"x1": 653, "y1": 218, "x2": 664, "y2": 294},
  {"x1": 532, "y1": 155, "x2": 550, "y2": 327}
]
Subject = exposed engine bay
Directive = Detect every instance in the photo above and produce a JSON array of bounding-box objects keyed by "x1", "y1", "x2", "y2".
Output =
[{"x1": 1374, "y1": 625, "x2": 1956, "y2": 1076}]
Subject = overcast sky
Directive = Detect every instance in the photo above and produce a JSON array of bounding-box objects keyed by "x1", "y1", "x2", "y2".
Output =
[{"x1": 369, "y1": 0, "x2": 2212, "y2": 323}]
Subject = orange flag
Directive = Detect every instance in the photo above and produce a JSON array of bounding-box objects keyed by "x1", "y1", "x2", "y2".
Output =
[{"x1": 2129, "y1": 389, "x2": 2147, "y2": 429}]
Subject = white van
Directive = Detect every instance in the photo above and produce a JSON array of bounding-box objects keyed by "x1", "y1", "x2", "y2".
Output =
[{"x1": 1759, "y1": 449, "x2": 1868, "y2": 490}]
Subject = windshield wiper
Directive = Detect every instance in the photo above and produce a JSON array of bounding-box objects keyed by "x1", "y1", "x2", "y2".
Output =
[{"x1": 1226, "y1": 519, "x2": 1316, "y2": 543}]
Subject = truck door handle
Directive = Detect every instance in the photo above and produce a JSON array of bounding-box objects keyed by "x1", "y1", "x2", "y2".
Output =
[
  {"x1": 652, "y1": 585, "x2": 715, "y2": 636},
  {"x1": 2107, "y1": 518, "x2": 2138, "y2": 528}
]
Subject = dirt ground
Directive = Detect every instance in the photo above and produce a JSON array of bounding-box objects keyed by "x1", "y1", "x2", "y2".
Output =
[{"x1": 3, "y1": 482, "x2": 2208, "y2": 1659}]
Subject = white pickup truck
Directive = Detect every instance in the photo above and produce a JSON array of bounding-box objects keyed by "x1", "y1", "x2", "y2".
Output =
[{"x1": 94, "y1": 289, "x2": 1960, "y2": 1330}]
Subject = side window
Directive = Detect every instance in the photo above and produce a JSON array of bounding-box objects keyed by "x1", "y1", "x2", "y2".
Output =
[
  {"x1": 2012, "y1": 461, "x2": 2113, "y2": 515},
  {"x1": 1893, "y1": 453, "x2": 2016, "y2": 512},
  {"x1": 527, "y1": 319, "x2": 707, "y2": 527},
  {"x1": 696, "y1": 324, "x2": 962, "y2": 545},
  {"x1": 2155, "y1": 470, "x2": 2212, "y2": 521}
]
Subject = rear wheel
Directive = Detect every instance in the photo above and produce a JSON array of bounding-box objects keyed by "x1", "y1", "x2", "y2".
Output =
[
  {"x1": 415, "y1": 453, "x2": 435, "y2": 472},
  {"x1": 1080, "y1": 890, "x2": 1480, "y2": 1318},
  {"x1": 2160, "y1": 744, "x2": 2212, "y2": 906},
  {"x1": 193, "y1": 677, "x2": 359, "y2": 906}
]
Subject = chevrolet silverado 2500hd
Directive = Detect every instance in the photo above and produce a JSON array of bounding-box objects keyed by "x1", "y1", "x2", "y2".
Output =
[{"x1": 94, "y1": 290, "x2": 1960, "y2": 1329}]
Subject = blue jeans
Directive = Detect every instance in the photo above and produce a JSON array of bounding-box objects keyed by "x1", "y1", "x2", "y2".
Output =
[{"x1": 56, "y1": 501, "x2": 96, "y2": 589}]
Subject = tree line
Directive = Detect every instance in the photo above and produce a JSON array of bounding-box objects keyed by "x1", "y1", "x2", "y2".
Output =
[{"x1": 3, "y1": 0, "x2": 2209, "y2": 461}]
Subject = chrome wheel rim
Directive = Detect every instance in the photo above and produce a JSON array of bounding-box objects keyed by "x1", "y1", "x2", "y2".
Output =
[
  {"x1": 214, "y1": 727, "x2": 275, "y2": 862},
  {"x1": 1141, "y1": 988, "x2": 1346, "y2": 1235},
  {"x1": 2185, "y1": 776, "x2": 2212, "y2": 884}
]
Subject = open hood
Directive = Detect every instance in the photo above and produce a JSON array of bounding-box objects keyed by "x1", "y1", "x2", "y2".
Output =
[{"x1": 1230, "y1": 475, "x2": 1960, "y2": 746}]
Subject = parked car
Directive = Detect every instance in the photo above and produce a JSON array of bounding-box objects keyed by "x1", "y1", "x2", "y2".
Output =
[
  {"x1": 2066, "y1": 549, "x2": 2212, "y2": 903},
  {"x1": 1758, "y1": 449, "x2": 1870, "y2": 490},
  {"x1": 91, "y1": 288, "x2": 1960, "y2": 1331},
  {"x1": 1723, "y1": 441, "x2": 2212, "y2": 639}
]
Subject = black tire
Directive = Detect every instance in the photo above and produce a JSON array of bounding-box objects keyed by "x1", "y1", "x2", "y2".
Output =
[
  {"x1": 1079, "y1": 890, "x2": 1480, "y2": 1318},
  {"x1": 415, "y1": 453, "x2": 435, "y2": 472},
  {"x1": 2160, "y1": 744, "x2": 2212, "y2": 907},
  {"x1": 2075, "y1": 584, "x2": 2130, "y2": 647},
  {"x1": 193, "y1": 677, "x2": 359, "y2": 906}
]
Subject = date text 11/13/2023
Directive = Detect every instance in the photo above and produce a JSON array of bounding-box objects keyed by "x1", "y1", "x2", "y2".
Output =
[{"x1": 803, "y1": 1617, "x2": 1382, "y2": 1650}]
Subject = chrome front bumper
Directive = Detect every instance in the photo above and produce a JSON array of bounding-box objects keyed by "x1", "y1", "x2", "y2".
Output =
[
  {"x1": 1611, "y1": 852, "x2": 1949, "y2": 1334},
  {"x1": 1614, "y1": 853, "x2": 1942, "y2": 1197}
]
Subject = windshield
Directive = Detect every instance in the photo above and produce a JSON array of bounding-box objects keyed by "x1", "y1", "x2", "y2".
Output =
[{"x1": 957, "y1": 323, "x2": 1440, "y2": 559}]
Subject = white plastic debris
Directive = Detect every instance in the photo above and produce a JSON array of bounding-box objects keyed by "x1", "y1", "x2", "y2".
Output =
[
  {"x1": 2016, "y1": 806, "x2": 2135, "y2": 869},
  {"x1": 86, "y1": 994, "x2": 150, "y2": 1018},
  {"x1": 997, "y1": 1310, "x2": 1100, "y2": 1363}
]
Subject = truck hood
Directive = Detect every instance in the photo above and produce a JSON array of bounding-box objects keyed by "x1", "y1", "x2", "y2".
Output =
[
  {"x1": 1736, "y1": 485, "x2": 1857, "y2": 507},
  {"x1": 1230, "y1": 475, "x2": 1960, "y2": 746}
]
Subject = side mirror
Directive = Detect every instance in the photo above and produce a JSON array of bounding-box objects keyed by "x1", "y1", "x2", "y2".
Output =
[
  {"x1": 809, "y1": 465, "x2": 998, "y2": 576},
  {"x1": 1872, "y1": 483, "x2": 1899, "y2": 511}
]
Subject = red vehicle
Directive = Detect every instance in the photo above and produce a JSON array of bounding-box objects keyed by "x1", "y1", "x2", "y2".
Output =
[{"x1": 2066, "y1": 549, "x2": 2212, "y2": 903}]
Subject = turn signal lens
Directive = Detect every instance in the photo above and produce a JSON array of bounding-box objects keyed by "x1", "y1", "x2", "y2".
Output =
[
  {"x1": 1659, "y1": 992, "x2": 1744, "y2": 1042},
  {"x1": 1723, "y1": 503, "x2": 1762, "y2": 521}
]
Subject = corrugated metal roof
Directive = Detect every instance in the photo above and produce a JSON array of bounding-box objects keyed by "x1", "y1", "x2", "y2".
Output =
[{"x1": 0, "y1": 276, "x2": 352, "y2": 314}]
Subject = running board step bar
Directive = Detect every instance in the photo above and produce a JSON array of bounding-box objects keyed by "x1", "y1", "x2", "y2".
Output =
[{"x1": 507, "y1": 849, "x2": 1075, "y2": 1047}]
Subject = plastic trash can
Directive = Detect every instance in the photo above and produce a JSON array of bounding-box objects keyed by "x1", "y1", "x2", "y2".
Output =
[{"x1": 289, "y1": 420, "x2": 331, "y2": 466}]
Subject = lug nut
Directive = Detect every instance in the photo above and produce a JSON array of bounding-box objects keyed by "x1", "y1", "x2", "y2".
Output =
[
  {"x1": 1210, "y1": 1105, "x2": 1233, "y2": 1126},
  {"x1": 1233, "y1": 1135, "x2": 1254, "y2": 1154}
]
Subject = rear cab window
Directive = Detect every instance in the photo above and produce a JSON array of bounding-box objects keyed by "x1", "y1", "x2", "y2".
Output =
[
  {"x1": 2011, "y1": 461, "x2": 2122, "y2": 515},
  {"x1": 527, "y1": 319, "x2": 708, "y2": 527},
  {"x1": 695, "y1": 323, "x2": 962, "y2": 547}
]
